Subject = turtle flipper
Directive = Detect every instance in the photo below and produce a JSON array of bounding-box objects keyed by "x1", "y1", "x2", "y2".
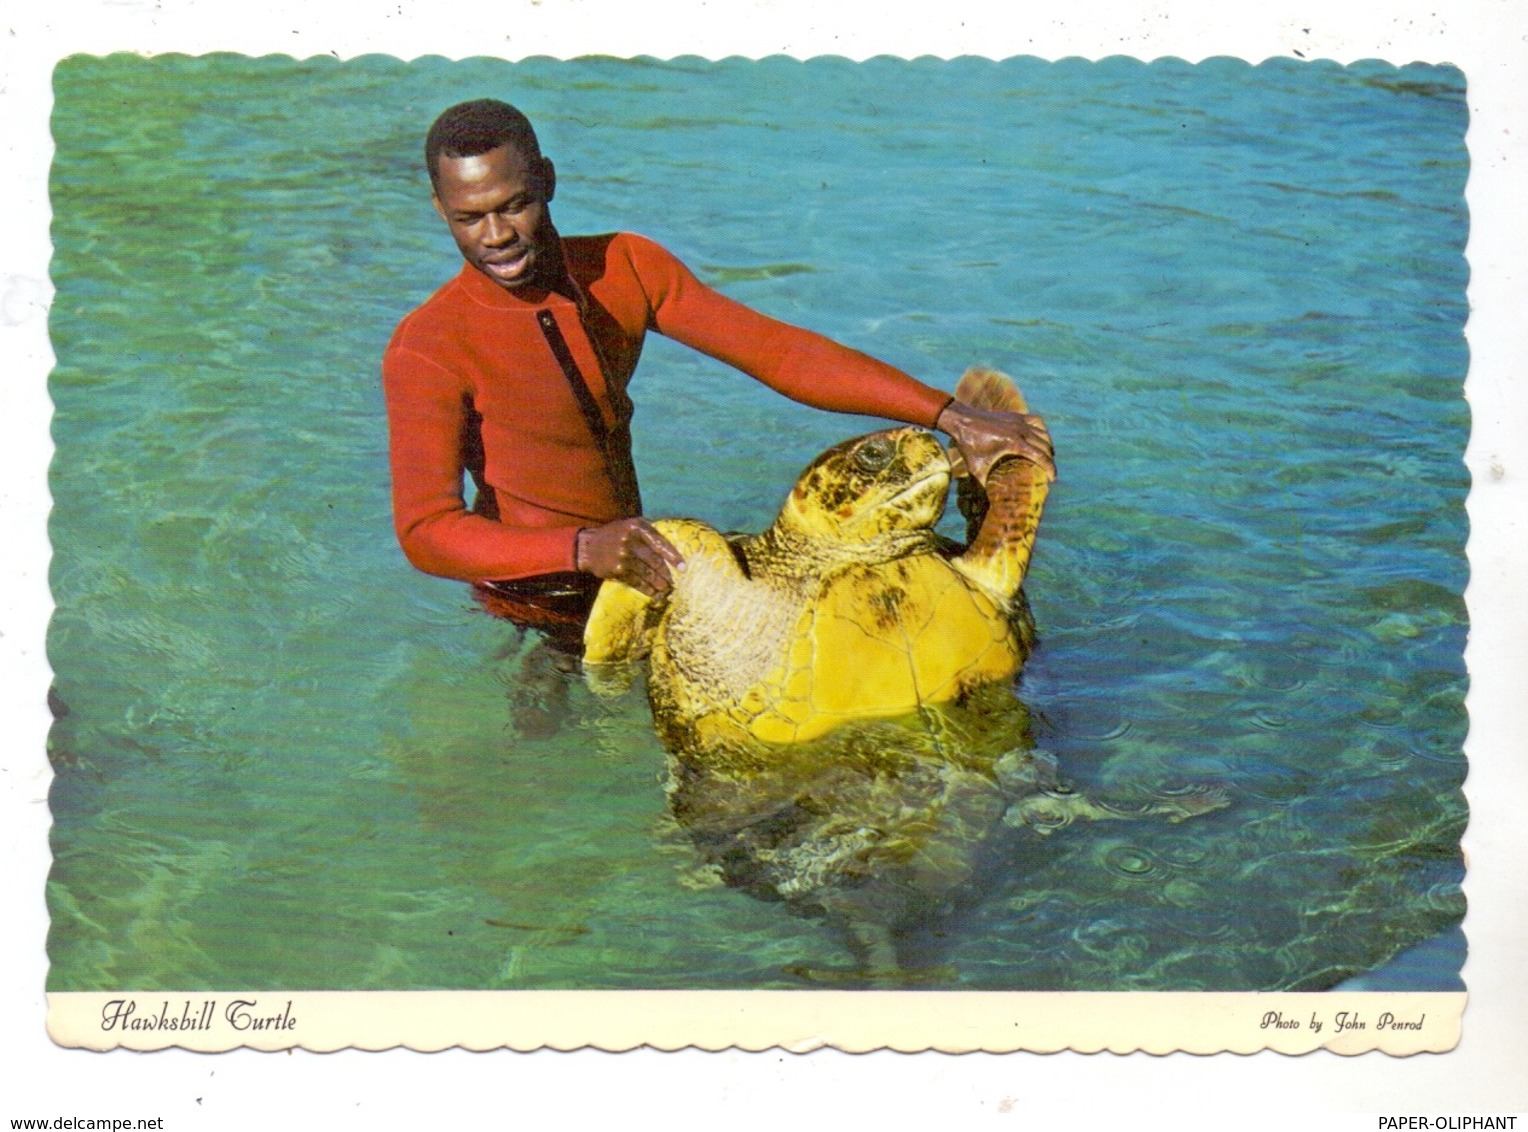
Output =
[
  {"x1": 954, "y1": 455, "x2": 1050, "y2": 601},
  {"x1": 1004, "y1": 785, "x2": 1231, "y2": 834},
  {"x1": 582, "y1": 519, "x2": 738, "y2": 666},
  {"x1": 948, "y1": 367, "x2": 1050, "y2": 604},
  {"x1": 955, "y1": 365, "x2": 1030, "y2": 416}
]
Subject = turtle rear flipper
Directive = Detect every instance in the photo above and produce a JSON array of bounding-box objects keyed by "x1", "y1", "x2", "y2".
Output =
[{"x1": 1003, "y1": 785, "x2": 1231, "y2": 834}]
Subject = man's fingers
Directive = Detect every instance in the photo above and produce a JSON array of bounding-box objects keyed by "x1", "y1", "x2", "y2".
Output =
[
  {"x1": 1022, "y1": 415, "x2": 1054, "y2": 457},
  {"x1": 627, "y1": 540, "x2": 675, "y2": 593},
  {"x1": 619, "y1": 559, "x2": 666, "y2": 598},
  {"x1": 627, "y1": 570, "x2": 665, "y2": 599},
  {"x1": 578, "y1": 518, "x2": 688, "y2": 594},
  {"x1": 639, "y1": 525, "x2": 686, "y2": 571},
  {"x1": 976, "y1": 443, "x2": 1057, "y2": 485},
  {"x1": 1022, "y1": 436, "x2": 1058, "y2": 482},
  {"x1": 1019, "y1": 443, "x2": 1058, "y2": 482},
  {"x1": 1007, "y1": 415, "x2": 1055, "y2": 482}
]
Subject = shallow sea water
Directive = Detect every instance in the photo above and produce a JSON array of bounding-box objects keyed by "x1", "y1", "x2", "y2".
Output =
[{"x1": 47, "y1": 54, "x2": 1468, "y2": 991}]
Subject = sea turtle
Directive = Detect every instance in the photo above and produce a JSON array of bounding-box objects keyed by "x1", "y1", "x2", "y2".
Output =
[
  {"x1": 583, "y1": 370, "x2": 1228, "y2": 978},
  {"x1": 583, "y1": 367, "x2": 1048, "y2": 754}
]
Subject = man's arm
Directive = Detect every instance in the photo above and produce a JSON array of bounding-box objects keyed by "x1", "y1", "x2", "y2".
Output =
[
  {"x1": 382, "y1": 343, "x2": 582, "y2": 583},
  {"x1": 623, "y1": 234, "x2": 1056, "y2": 483}
]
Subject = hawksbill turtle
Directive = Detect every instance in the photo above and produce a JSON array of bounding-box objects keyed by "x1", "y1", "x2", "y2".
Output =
[
  {"x1": 584, "y1": 366, "x2": 1047, "y2": 754},
  {"x1": 582, "y1": 367, "x2": 1227, "y2": 978}
]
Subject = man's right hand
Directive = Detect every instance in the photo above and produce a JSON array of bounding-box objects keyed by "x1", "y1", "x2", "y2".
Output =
[{"x1": 575, "y1": 517, "x2": 686, "y2": 598}]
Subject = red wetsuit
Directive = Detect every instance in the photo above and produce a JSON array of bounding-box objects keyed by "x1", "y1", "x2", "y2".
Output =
[{"x1": 382, "y1": 231, "x2": 953, "y2": 584}]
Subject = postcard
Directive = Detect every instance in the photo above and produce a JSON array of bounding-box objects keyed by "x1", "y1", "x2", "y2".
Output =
[
  {"x1": 6, "y1": 1, "x2": 1527, "y2": 1114},
  {"x1": 32, "y1": 47, "x2": 1478, "y2": 1057}
]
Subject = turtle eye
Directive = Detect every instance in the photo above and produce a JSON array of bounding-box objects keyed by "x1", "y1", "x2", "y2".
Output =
[{"x1": 851, "y1": 437, "x2": 896, "y2": 474}]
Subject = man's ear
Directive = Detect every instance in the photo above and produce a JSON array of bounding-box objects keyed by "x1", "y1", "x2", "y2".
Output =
[
  {"x1": 538, "y1": 157, "x2": 557, "y2": 202},
  {"x1": 431, "y1": 192, "x2": 447, "y2": 221}
]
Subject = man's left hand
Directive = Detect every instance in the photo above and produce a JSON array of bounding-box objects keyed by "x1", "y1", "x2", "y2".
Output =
[{"x1": 936, "y1": 400, "x2": 1057, "y2": 485}]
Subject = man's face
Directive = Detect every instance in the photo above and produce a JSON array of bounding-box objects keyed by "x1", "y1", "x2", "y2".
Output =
[{"x1": 432, "y1": 144, "x2": 556, "y2": 291}]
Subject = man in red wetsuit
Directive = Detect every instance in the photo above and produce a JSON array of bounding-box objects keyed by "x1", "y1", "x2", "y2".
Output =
[{"x1": 383, "y1": 99, "x2": 1054, "y2": 655}]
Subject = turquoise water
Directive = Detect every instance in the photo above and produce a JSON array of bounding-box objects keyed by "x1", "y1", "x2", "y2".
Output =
[{"x1": 47, "y1": 55, "x2": 1468, "y2": 991}]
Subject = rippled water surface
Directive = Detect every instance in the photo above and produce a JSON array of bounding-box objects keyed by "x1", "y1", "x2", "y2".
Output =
[{"x1": 47, "y1": 54, "x2": 1468, "y2": 991}]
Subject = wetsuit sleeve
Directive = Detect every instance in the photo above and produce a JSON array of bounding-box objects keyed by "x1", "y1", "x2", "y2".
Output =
[
  {"x1": 382, "y1": 342, "x2": 579, "y2": 582},
  {"x1": 623, "y1": 234, "x2": 954, "y2": 427}
]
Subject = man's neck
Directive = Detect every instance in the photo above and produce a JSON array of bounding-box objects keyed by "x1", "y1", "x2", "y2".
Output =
[{"x1": 532, "y1": 224, "x2": 582, "y2": 306}]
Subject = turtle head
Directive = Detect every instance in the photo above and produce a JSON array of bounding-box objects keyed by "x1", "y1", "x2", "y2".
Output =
[{"x1": 775, "y1": 427, "x2": 951, "y2": 553}]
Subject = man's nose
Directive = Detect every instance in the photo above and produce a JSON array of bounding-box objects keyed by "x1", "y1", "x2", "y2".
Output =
[{"x1": 483, "y1": 214, "x2": 515, "y2": 246}]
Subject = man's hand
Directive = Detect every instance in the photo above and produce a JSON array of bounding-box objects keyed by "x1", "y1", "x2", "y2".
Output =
[
  {"x1": 936, "y1": 400, "x2": 1056, "y2": 485},
  {"x1": 575, "y1": 517, "x2": 686, "y2": 598}
]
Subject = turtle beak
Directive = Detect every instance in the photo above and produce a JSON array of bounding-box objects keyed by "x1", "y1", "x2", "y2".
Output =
[
  {"x1": 886, "y1": 462, "x2": 951, "y2": 522},
  {"x1": 900, "y1": 433, "x2": 952, "y2": 506}
]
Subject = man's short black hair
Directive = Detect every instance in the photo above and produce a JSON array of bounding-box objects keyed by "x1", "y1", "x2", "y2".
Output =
[{"x1": 425, "y1": 99, "x2": 543, "y2": 192}]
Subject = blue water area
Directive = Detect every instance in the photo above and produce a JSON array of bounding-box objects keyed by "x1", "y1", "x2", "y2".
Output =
[{"x1": 46, "y1": 54, "x2": 1468, "y2": 991}]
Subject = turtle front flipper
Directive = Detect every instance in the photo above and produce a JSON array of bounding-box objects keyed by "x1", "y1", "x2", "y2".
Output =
[
  {"x1": 953, "y1": 455, "x2": 1050, "y2": 603},
  {"x1": 582, "y1": 519, "x2": 736, "y2": 670},
  {"x1": 948, "y1": 368, "x2": 1051, "y2": 605}
]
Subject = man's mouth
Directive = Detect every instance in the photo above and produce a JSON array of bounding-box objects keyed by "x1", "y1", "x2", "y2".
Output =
[{"x1": 481, "y1": 247, "x2": 532, "y2": 281}]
